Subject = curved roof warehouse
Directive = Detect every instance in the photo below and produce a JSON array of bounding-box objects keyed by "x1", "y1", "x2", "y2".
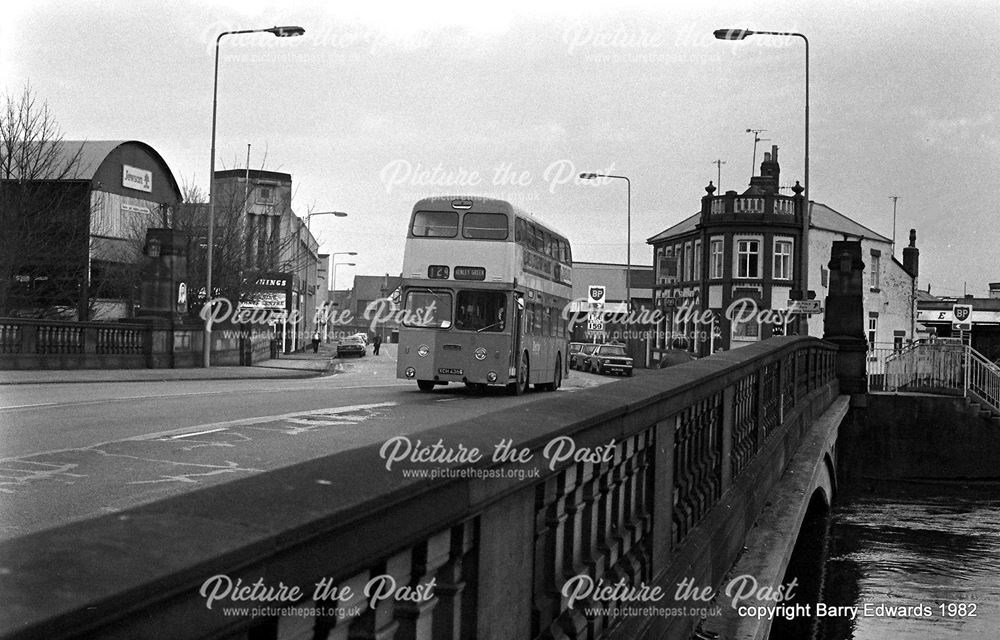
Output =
[{"x1": 4, "y1": 140, "x2": 182, "y2": 320}]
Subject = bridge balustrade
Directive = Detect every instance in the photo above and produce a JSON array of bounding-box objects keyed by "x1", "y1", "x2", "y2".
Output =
[{"x1": 0, "y1": 337, "x2": 839, "y2": 640}]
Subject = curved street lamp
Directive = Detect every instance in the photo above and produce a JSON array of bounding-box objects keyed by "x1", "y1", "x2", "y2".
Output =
[
  {"x1": 715, "y1": 27, "x2": 809, "y2": 331},
  {"x1": 305, "y1": 210, "x2": 348, "y2": 231},
  {"x1": 203, "y1": 25, "x2": 305, "y2": 367},
  {"x1": 579, "y1": 172, "x2": 632, "y2": 311},
  {"x1": 332, "y1": 261, "x2": 356, "y2": 294}
]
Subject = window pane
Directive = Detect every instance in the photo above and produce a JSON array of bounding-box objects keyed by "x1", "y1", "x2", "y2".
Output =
[
  {"x1": 462, "y1": 213, "x2": 508, "y2": 239},
  {"x1": 455, "y1": 290, "x2": 508, "y2": 332},
  {"x1": 515, "y1": 218, "x2": 527, "y2": 242},
  {"x1": 403, "y1": 290, "x2": 453, "y2": 327},
  {"x1": 412, "y1": 211, "x2": 458, "y2": 237}
]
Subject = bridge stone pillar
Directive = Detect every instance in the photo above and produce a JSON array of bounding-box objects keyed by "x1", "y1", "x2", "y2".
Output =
[{"x1": 823, "y1": 241, "x2": 868, "y2": 394}]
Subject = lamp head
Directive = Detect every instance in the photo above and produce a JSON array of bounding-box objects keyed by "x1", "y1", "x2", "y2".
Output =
[
  {"x1": 714, "y1": 28, "x2": 753, "y2": 40},
  {"x1": 268, "y1": 25, "x2": 305, "y2": 37}
]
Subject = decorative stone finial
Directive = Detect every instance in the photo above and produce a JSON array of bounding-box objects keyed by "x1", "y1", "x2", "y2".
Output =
[{"x1": 706, "y1": 181, "x2": 716, "y2": 195}]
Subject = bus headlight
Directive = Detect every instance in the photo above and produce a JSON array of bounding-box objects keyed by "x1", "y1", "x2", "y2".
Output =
[
  {"x1": 487, "y1": 371, "x2": 497, "y2": 383},
  {"x1": 417, "y1": 345, "x2": 429, "y2": 357},
  {"x1": 405, "y1": 367, "x2": 416, "y2": 378},
  {"x1": 474, "y1": 347, "x2": 487, "y2": 361}
]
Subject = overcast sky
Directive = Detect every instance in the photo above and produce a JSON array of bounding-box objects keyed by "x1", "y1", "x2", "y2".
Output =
[{"x1": 3, "y1": 0, "x2": 997, "y2": 295}]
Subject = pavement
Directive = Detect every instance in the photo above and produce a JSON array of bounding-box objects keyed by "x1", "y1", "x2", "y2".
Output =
[{"x1": 0, "y1": 341, "x2": 375, "y2": 385}]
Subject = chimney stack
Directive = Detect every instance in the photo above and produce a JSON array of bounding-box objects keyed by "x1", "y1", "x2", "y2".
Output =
[
  {"x1": 989, "y1": 283, "x2": 1000, "y2": 299},
  {"x1": 902, "y1": 228, "x2": 919, "y2": 279},
  {"x1": 755, "y1": 144, "x2": 780, "y2": 194}
]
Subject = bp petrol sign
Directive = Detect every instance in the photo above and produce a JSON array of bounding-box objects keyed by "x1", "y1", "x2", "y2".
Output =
[
  {"x1": 952, "y1": 304, "x2": 973, "y2": 331},
  {"x1": 953, "y1": 304, "x2": 972, "y2": 322},
  {"x1": 588, "y1": 286, "x2": 606, "y2": 305}
]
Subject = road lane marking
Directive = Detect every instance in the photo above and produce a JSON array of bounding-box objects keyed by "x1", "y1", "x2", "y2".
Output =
[
  {"x1": 0, "y1": 402, "x2": 398, "y2": 465},
  {"x1": 170, "y1": 428, "x2": 228, "y2": 440},
  {"x1": 134, "y1": 402, "x2": 397, "y2": 441}
]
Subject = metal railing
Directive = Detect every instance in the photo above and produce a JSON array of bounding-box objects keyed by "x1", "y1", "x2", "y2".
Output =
[
  {"x1": 868, "y1": 340, "x2": 1000, "y2": 416},
  {"x1": 968, "y1": 348, "x2": 1000, "y2": 416},
  {"x1": 868, "y1": 340, "x2": 965, "y2": 394}
]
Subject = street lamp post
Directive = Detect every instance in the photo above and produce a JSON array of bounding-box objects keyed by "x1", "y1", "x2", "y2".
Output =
[
  {"x1": 329, "y1": 252, "x2": 358, "y2": 292},
  {"x1": 305, "y1": 210, "x2": 347, "y2": 232},
  {"x1": 332, "y1": 261, "x2": 356, "y2": 296},
  {"x1": 715, "y1": 28, "x2": 809, "y2": 332},
  {"x1": 323, "y1": 251, "x2": 358, "y2": 342},
  {"x1": 579, "y1": 173, "x2": 632, "y2": 311},
  {"x1": 203, "y1": 25, "x2": 305, "y2": 368}
]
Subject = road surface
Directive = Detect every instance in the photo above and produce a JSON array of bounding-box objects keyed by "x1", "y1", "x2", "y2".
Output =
[{"x1": 0, "y1": 349, "x2": 629, "y2": 540}]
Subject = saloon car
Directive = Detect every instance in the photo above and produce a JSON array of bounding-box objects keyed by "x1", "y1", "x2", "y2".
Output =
[
  {"x1": 570, "y1": 343, "x2": 599, "y2": 371},
  {"x1": 336, "y1": 335, "x2": 367, "y2": 358},
  {"x1": 586, "y1": 344, "x2": 633, "y2": 376}
]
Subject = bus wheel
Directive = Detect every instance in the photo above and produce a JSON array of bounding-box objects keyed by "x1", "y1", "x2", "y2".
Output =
[
  {"x1": 417, "y1": 380, "x2": 435, "y2": 392},
  {"x1": 509, "y1": 352, "x2": 529, "y2": 396},
  {"x1": 544, "y1": 356, "x2": 562, "y2": 391}
]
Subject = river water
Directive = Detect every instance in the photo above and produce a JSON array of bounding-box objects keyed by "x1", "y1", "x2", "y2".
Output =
[{"x1": 772, "y1": 483, "x2": 1000, "y2": 639}]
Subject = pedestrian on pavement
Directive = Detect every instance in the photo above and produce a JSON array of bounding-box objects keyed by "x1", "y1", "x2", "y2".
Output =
[
  {"x1": 311, "y1": 331, "x2": 321, "y2": 354},
  {"x1": 373, "y1": 332, "x2": 382, "y2": 355}
]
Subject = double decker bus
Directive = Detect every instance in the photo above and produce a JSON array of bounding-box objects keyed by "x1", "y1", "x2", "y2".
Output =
[{"x1": 397, "y1": 196, "x2": 573, "y2": 394}]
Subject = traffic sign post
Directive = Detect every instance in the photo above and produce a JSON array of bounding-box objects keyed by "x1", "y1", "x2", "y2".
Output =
[
  {"x1": 788, "y1": 300, "x2": 823, "y2": 315},
  {"x1": 952, "y1": 304, "x2": 973, "y2": 343},
  {"x1": 587, "y1": 285, "x2": 606, "y2": 341}
]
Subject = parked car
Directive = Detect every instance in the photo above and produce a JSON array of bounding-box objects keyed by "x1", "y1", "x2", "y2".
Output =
[
  {"x1": 337, "y1": 335, "x2": 367, "y2": 358},
  {"x1": 568, "y1": 342, "x2": 586, "y2": 369},
  {"x1": 587, "y1": 344, "x2": 633, "y2": 376},
  {"x1": 350, "y1": 333, "x2": 370, "y2": 345},
  {"x1": 571, "y1": 343, "x2": 599, "y2": 371}
]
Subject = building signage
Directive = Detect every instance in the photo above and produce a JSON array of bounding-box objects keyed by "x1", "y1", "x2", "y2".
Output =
[
  {"x1": 122, "y1": 165, "x2": 152, "y2": 193},
  {"x1": 953, "y1": 304, "x2": 972, "y2": 322},
  {"x1": 243, "y1": 292, "x2": 288, "y2": 310},
  {"x1": 255, "y1": 276, "x2": 289, "y2": 289},
  {"x1": 121, "y1": 202, "x2": 151, "y2": 215},
  {"x1": 587, "y1": 286, "x2": 606, "y2": 305},
  {"x1": 788, "y1": 300, "x2": 823, "y2": 315}
]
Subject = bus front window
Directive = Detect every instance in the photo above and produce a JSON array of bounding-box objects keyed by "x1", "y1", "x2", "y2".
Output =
[
  {"x1": 412, "y1": 211, "x2": 458, "y2": 237},
  {"x1": 403, "y1": 290, "x2": 453, "y2": 328},
  {"x1": 455, "y1": 290, "x2": 508, "y2": 332},
  {"x1": 462, "y1": 213, "x2": 508, "y2": 240}
]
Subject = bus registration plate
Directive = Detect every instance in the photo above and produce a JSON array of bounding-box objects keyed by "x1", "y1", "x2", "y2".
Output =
[{"x1": 438, "y1": 368, "x2": 464, "y2": 375}]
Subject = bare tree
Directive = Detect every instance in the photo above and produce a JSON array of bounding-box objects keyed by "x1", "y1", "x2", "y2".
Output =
[{"x1": 0, "y1": 84, "x2": 91, "y2": 318}]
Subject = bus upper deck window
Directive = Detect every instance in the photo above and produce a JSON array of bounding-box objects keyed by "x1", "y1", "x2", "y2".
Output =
[
  {"x1": 462, "y1": 213, "x2": 508, "y2": 240},
  {"x1": 412, "y1": 211, "x2": 458, "y2": 237}
]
